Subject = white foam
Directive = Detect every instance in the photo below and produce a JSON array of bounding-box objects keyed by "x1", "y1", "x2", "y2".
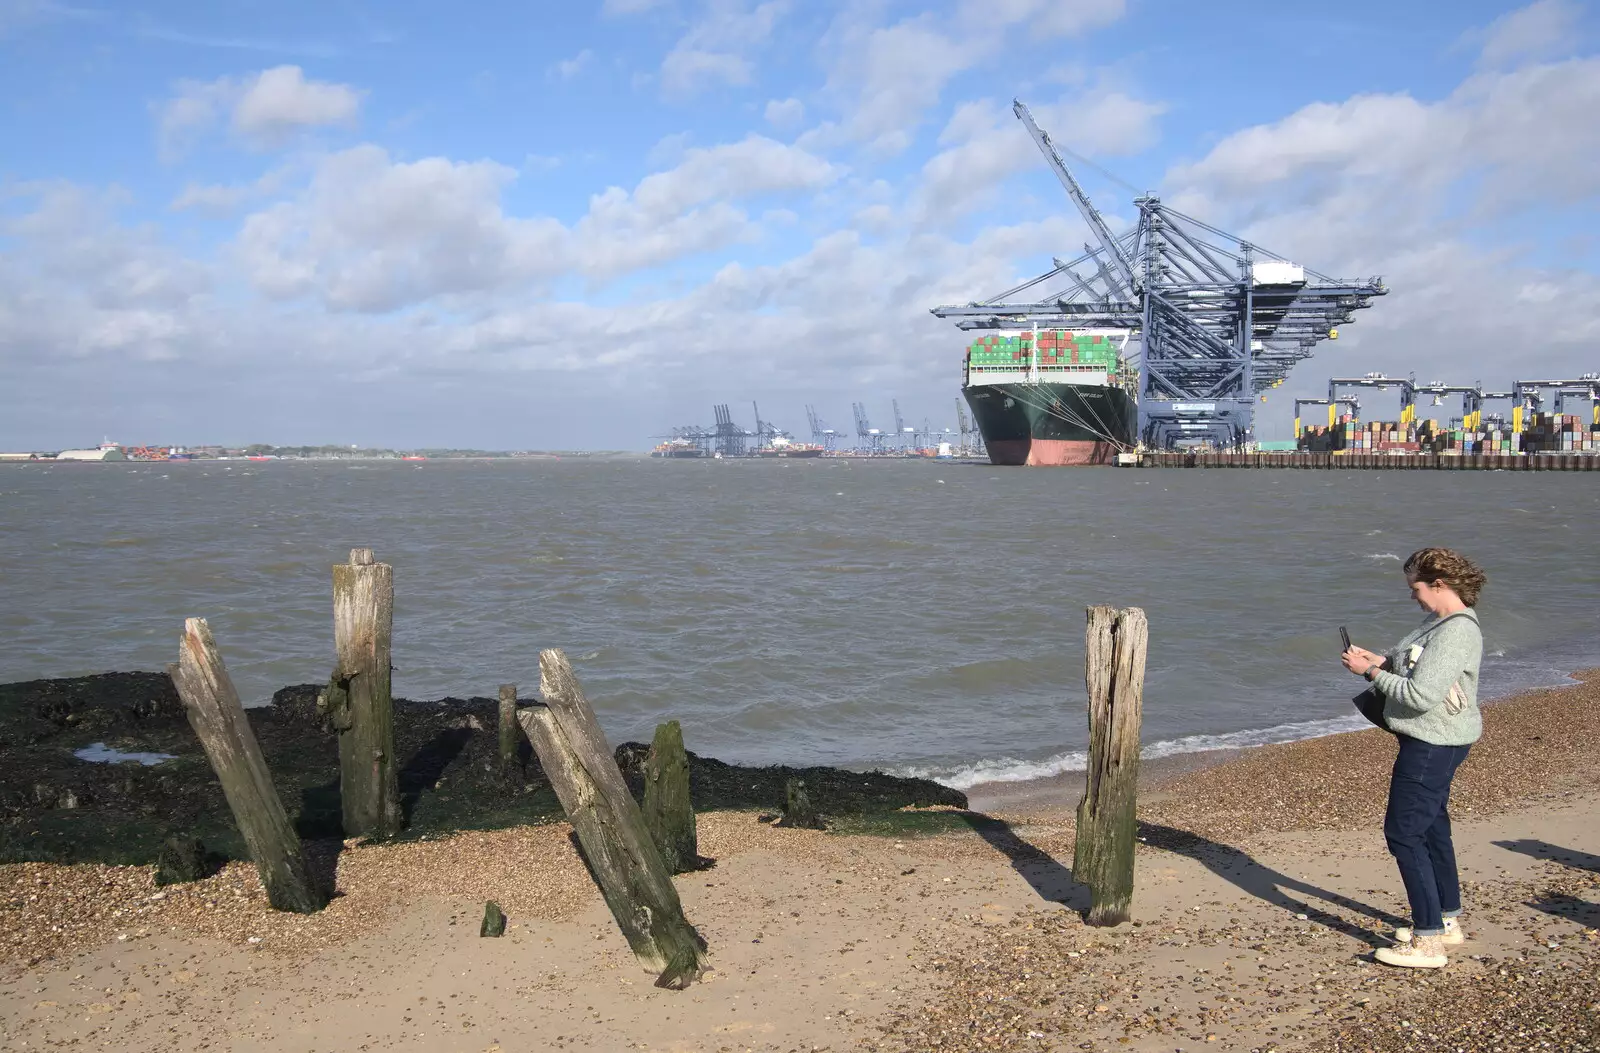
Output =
[
  {"x1": 901, "y1": 714, "x2": 1374, "y2": 791},
  {"x1": 1364, "y1": 552, "x2": 1401, "y2": 561}
]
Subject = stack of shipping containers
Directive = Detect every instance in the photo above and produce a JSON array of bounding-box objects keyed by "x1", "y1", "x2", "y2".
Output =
[{"x1": 967, "y1": 331, "x2": 1121, "y2": 372}]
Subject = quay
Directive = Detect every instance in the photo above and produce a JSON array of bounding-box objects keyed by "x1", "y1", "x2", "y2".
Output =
[{"x1": 1135, "y1": 451, "x2": 1600, "y2": 470}]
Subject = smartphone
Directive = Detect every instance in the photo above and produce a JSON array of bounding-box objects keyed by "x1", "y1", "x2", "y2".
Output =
[{"x1": 1339, "y1": 626, "x2": 1352, "y2": 653}]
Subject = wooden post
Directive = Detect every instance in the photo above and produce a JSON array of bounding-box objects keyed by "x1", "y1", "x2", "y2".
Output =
[
  {"x1": 1073, "y1": 605, "x2": 1148, "y2": 927},
  {"x1": 642, "y1": 720, "x2": 697, "y2": 873},
  {"x1": 168, "y1": 619, "x2": 327, "y2": 914},
  {"x1": 331, "y1": 547, "x2": 399, "y2": 838},
  {"x1": 517, "y1": 649, "x2": 706, "y2": 988},
  {"x1": 778, "y1": 777, "x2": 825, "y2": 830},
  {"x1": 498, "y1": 684, "x2": 520, "y2": 774}
]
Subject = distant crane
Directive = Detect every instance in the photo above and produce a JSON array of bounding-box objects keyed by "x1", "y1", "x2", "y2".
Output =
[
  {"x1": 955, "y1": 398, "x2": 983, "y2": 457},
  {"x1": 891, "y1": 399, "x2": 912, "y2": 452},
  {"x1": 853, "y1": 402, "x2": 886, "y2": 452},
  {"x1": 806, "y1": 405, "x2": 838, "y2": 450},
  {"x1": 713, "y1": 403, "x2": 748, "y2": 457}
]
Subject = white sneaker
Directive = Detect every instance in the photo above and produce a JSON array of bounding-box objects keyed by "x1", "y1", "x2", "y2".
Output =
[
  {"x1": 1375, "y1": 933, "x2": 1448, "y2": 969},
  {"x1": 1393, "y1": 917, "x2": 1465, "y2": 946}
]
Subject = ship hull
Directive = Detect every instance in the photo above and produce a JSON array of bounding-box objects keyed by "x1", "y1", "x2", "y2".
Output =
[{"x1": 964, "y1": 381, "x2": 1136, "y2": 466}]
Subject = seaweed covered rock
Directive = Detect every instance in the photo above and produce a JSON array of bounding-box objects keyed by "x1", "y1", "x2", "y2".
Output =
[{"x1": 613, "y1": 742, "x2": 967, "y2": 816}]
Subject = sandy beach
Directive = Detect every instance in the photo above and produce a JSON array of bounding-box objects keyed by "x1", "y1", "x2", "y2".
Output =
[{"x1": 5, "y1": 673, "x2": 1600, "y2": 1052}]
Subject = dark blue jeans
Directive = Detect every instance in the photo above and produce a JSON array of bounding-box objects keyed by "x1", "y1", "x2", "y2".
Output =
[{"x1": 1384, "y1": 736, "x2": 1471, "y2": 935}]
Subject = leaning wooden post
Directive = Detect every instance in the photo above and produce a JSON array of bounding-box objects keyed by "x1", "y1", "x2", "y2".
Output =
[
  {"x1": 498, "y1": 684, "x2": 519, "y2": 774},
  {"x1": 1073, "y1": 605, "x2": 1148, "y2": 927},
  {"x1": 642, "y1": 720, "x2": 697, "y2": 874},
  {"x1": 518, "y1": 650, "x2": 706, "y2": 988},
  {"x1": 330, "y1": 547, "x2": 399, "y2": 838},
  {"x1": 168, "y1": 618, "x2": 327, "y2": 914}
]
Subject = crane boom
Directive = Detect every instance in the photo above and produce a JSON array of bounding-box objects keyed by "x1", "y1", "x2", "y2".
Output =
[{"x1": 1014, "y1": 100, "x2": 1136, "y2": 292}]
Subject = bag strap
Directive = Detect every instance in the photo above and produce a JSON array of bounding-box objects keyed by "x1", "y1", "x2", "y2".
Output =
[{"x1": 1417, "y1": 611, "x2": 1475, "y2": 643}]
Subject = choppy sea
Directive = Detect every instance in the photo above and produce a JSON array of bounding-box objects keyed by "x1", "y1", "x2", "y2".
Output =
[{"x1": 2, "y1": 458, "x2": 1596, "y2": 789}]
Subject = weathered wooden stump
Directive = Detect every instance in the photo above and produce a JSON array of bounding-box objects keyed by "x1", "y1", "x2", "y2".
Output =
[
  {"x1": 642, "y1": 720, "x2": 697, "y2": 874},
  {"x1": 154, "y1": 834, "x2": 208, "y2": 886},
  {"x1": 517, "y1": 649, "x2": 706, "y2": 988},
  {"x1": 168, "y1": 619, "x2": 327, "y2": 913},
  {"x1": 497, "y1": 684, "x2": 520, "y2": 775},
  {"x1": 1073, "y1": 605, "x2": 1148, "y2": 927},
  {"x1": 778, "y1": 777, "x2": 825, "y2": 830},
  {"x1": 480, "y1": 901, "x2": 506, "y2": 937},
  {"x1": 328, "y1": 548, "x2": 400, "y2": 838}
]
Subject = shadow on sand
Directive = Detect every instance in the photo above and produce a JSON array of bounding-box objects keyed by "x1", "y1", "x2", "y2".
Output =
[
  {"x1": 957, "y1": 813, "x2": 1092, "y2": 914},
  {"x1": 1137, "y1": 821, "x2": 1403, "y2": 947},
  {"x1": 1493, "y1": 838, "x2": 1600, "y2": 927}
]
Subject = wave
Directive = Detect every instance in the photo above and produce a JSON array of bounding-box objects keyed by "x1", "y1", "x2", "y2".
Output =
[
  {"x1": 898, "y1": 713, "x2": 1374, "y2": 791},
  {"x1": 1364, "y1": 552, "x2": 1401, "y2": 561}
]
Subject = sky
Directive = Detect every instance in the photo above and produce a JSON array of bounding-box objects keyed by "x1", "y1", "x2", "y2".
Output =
[{"x1": 2, "y1": 0, "x2": 1598, "y2": 450}]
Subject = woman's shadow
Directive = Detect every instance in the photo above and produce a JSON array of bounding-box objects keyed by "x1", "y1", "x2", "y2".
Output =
[{"x1": 1138, "y1": 821, "x2": 1403, "y2": 947}]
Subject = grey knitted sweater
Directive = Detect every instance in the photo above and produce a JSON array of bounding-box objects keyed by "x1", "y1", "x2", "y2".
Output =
[{"x1": 1370, "y1": 608, "x2": 1483, "y2": 746}]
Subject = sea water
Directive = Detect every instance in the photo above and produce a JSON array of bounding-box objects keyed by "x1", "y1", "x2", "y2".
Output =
[{"x1": 2, "y1": 458, "x2": 1596, "y2": 787}]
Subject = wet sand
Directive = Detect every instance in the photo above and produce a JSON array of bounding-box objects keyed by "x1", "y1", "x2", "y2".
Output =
[{"x1": 5, "y1": 672, "x2": 1600, "y2": 1052}]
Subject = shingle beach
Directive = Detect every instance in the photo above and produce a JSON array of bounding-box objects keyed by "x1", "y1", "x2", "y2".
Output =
[{"x1": 5, "y1": 672, "x2": 1599, "y2": 1051}]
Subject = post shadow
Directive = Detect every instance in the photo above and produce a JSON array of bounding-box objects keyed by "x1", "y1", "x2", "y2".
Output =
[
  {"x1": 397, "y1": 727, "x2": 476, "y2": 823},
  {"x1": 1138, "y1": 821, "x2": 1403, "y2": 947},
  {"x1": 958, "y1": 813, "x2": 1092, "y2": 914},
  {"x1": 1493, "y1": 838, "x2": 1600, "y2": 874},
  {"x1": 1493, "y1": 839, "x2": 1600, "y2": 927}
]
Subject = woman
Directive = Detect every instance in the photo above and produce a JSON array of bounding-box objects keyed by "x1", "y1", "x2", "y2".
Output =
[{"x1": 1342, "y1": 546, "x2": 1486, "y2": 970}]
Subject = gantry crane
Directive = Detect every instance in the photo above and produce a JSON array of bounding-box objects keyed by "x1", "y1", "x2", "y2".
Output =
[
  {"x1": 1513, "y1": 375, "x2": 1600, "y2": 426},
  {"x1": 713, "y1": 403, "x2": 748, "y2": 457},
  {"x1": 1328, "y1": 374, "x2": 1416, "y2": 423},
  {"x1": 806, "y1": 405, "x2": 838, "y2": 450},
  {"x1": 1292, "y1": 397, "x2": 1360, "y2": 438},
  {"x1": 852, "y1": 402, "x2": 886, "y2": 452},
  {"x1": 932, "y1": 100, "x2": 1386, "y2": 450}
]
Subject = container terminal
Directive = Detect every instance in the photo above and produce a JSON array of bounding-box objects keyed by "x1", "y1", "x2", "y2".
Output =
[
  {"x1": 652, "y1": 401, "x2": 987, "y2": 460},
  {"x1": 927, "y1": 100, "x2": 1598, "y2": 470}
]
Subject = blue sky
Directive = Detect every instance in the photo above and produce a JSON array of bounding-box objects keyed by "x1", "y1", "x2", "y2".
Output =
[{"x1": 2, "y1": 0, "x2": 1598, "y2": 448}]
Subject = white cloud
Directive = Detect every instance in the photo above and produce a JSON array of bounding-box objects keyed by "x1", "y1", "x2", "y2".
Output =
[
  {"x1": 659, "y1": 0, "x2": 790, "y2": 100},
  {"x1": 1163, "y1": 52, "x2": 1600, "y2": 409},
  {"x1": 233, "y1": 66, "x2": 363, "y2": 146},
  {"x1": 1475, "y1": 0, "x2": 1584, "y2": 69},
  {"x1": 574, "y1": 135, "x2": 841, "y2": 278},
  {"x1": 601, "y1": 0, "x2": 666, "y2": 14},
  {"x1": 234, "y1": 146, "x2": 566, "y2": 311},
  {"x1": 764, "y1": 97, "x2": 804, "y2": 127},
  {"x1": 550, "y1": 48, "x2": 594, "y2": 80},
  {"x1": 228, "y1": 134, "x2": 839, "y2": 309},
  {"x1": 913, "y1": 90, "x2": 1164, "y2": 223},
  {"x1": 814, "y1": 0, "x2": 1128, "y2": 155},
  {"x1": 156, "y1": 66, "x2": 363, "y2": 157}
]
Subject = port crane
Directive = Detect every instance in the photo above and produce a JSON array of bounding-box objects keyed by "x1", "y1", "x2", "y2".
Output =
[
  {"x1": 954, "y1": 399, "x2": 985, "y2": 458},
  {"x1": 1328, "y1": 375, "x2": 1415, "y2": 423},
  {"x1": 1292, "y1": 397, "x2": 1360, "y2": 438},
  {"x1": 891, "y1": 399, "x2": 912, "y2": 451},
  {"x1": 712, "y1": 403, "x2": 749, "y2": 457},
  {"x1": 1514, "y1": 376, "x2": 1600, "y2": 422},
  {"x1": 806, "y1": 405, "x2": 838, "y2": 450},
  {"x1": 852, "y1": 402, "x2": 887, "y2": 452},
  {"x1": 932, "y1": 100, "x2": 1385, "y2": 450}
]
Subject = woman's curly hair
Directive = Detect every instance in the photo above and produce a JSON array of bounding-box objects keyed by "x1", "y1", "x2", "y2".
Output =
[{"x1": 1404, "y1": 547, "x2": 1487, "y2": 607}]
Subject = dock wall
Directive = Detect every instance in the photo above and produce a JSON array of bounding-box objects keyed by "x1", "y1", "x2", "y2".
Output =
[{"x1": 1138, "y1": 452, "x2": 1600, "y2": 471}]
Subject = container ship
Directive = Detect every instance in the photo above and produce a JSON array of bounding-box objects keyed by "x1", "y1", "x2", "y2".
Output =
[
  {"x1": 651, "y1": 439, "x2": 706, "y2": 458},
  {"x1": 752, "y1": 435, "x2": 825, "y2": 458},
  {"x1": 963, "y1": 328, "x2": 1138, "y2": 466}
]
